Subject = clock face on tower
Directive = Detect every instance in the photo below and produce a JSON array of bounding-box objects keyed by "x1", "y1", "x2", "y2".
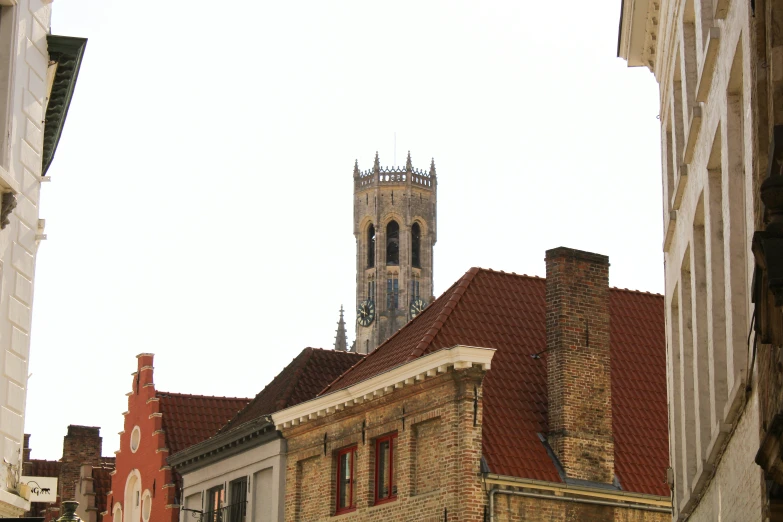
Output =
[
  {"x1": 409, "y1": 298, "x2": 427, "y2": 319},
  {"x1": 357, "y1": 299, "x2": 376, "y2": 327}
]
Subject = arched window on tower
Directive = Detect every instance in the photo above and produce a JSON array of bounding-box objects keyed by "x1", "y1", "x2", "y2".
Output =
[
  {"x1": 367, "y1": 224, "x2": 375, "y2": 268},
  {"x1": 386, "y1": 221, "x2": 399, "y2": 265},
  {"x1": 411, "y1": 222, "x2": 421, "y2": 268}
]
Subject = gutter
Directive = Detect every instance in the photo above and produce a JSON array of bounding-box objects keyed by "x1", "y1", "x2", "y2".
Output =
[
  {"x1": 168, "y1": 416, "x2": 278, "y2": 473},
  {"x1": 484, "y1": 474, "x2": 671, "y2": 507},
  {"x1": 488, "y1": 489, "x2": 671, "y2": 521},
  {"x1": 617, "y1": 0, "x2": 625, "y2": 57}
]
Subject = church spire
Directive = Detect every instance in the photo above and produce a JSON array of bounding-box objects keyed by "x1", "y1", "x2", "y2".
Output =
[
  {"x1": 430, "y1": 157, "x2": 436, "y2": 176},
  {"x1": 373, "y1": 151, "x2": 380, "y2": 173},
  {"x1": 334, "y1": 305, "x2": 347, "y2": 351},
  {"x1": 353, "y1": 159, "x2": 360, "y2": 178},
  {"x1": 406, "y1": 151, "x2": 413, "y2": 171}
]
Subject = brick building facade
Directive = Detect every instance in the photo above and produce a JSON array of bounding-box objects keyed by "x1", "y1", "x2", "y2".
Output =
[
  {"x1": 23, "y1": 426, "x2": 115, "y2": 522},
  {"x1": 274, "y1": 247, "x2": 671, "y2": 521},
  {"x1": 102, "y1": 354, "x2": 249, "y2": 522}
]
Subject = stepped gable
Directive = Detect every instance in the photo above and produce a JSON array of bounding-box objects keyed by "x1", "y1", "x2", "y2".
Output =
[
  {"x1": 157, "y1": 392, "x2": 251, "y2": 454},
  {"x1": 221, "y1": 348, "x2": 364, "y2": 433},
  {"x1": 320, "y1": 267, "x2": 668, "y2": 497}
]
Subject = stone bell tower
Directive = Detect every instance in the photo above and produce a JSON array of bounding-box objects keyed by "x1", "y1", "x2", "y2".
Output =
[{"x1": 353, "y1": 151, "x2": 437, "y2": 354}]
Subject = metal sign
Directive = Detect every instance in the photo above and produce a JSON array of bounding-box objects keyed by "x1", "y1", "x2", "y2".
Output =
[{"x1": 20, "y1": 476, "x2": 57, "y2": 503}]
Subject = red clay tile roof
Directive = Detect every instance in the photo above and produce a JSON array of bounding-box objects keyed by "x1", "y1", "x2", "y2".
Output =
[
  {"x1": 157, "y1": 392, "x2": 251, "y2": 454},
  {"x1": 221, "y1": 348, "x2": 364, "y2": 433},
  {"x1": 322, "y1": 268, "x2": 668, "y2": 497},
  {"x1": 92, "y1": 465, "x2": 114, "y2": 514}
]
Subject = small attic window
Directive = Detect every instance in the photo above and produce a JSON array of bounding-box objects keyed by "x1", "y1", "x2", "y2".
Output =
[{"x1": 130, "y1": 426, "x2": 141, "y2": 453}]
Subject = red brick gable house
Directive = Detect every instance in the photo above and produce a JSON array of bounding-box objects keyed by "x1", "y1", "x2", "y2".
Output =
[
  {"x1": 102, "y1": 354, "x2": 250, "y2": 522},
  {"x1": 275, "y1": 248, "x2": 671, "y2": 521}
]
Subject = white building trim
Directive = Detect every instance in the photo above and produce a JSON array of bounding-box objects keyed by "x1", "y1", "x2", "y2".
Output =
[{"x1": 272, "y1": 345, "x2": 496, "y2": 431}]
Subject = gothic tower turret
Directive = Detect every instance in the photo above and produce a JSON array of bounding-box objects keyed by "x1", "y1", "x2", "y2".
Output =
[{"x1": 353, "y1": 151, "x2": 437, "y2": 354}]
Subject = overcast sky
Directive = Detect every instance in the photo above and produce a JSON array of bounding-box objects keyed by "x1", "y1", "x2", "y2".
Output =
[{"x1": 26, "y1": 1, "x2": 661, "y2": 459}]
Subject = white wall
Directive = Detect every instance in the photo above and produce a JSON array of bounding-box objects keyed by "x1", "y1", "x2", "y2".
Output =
[
  {"x1": 179, "y1": 438, "x2": 286, "y2": 522},
  {"x1": 0, "y1": 0, "x2": 51, "y2": 515}
]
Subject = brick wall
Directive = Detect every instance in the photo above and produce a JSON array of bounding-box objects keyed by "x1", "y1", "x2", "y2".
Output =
[
  {"x1": 102, "y1": 354, "x2": 179, "y2": 522},
  {"x1": 60, "y1": 425, "x2": 103, "y2": 502},
  {"x1": 545, "y1": 247, "x2": 614, "y2": 484},
  {"x1": 492, "y1": 494, "x2": 669, "y2": 522},
  {"x1": 688, "y1": 390, "x2": 763, "y2": 522},
  {"x1": 282, "y1": 366, "x2": 485, "y2": 522}
]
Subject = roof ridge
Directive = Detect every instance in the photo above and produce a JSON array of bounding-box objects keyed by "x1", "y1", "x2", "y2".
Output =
[
  {"x1": 609, "y1": 286, "x2": 663, "y2": 297},
  {"x1": 316, "y1": 350, "x2": 368, "y2": 396},
  {"x1": 220, "y1": 348, "x2": 314, "y2": 434},
  {"x1": 156, "y1": 391, "x2": 251, "y2": 401},
  {"x1": 276, "y1": 348, "x2": 317, "y2": 411},
  {"x1": 317, "y1": 273, "x2": 472, "y2": 396},
  {"x1": 405, "y1": 267, "x2": 481, "y2": 362},
  {"x1": 470, "y1": 268, "x2": 662, "y2": 296},
  {"x1": 473, "y1": 267, "x2": 543, "y2": 279}
]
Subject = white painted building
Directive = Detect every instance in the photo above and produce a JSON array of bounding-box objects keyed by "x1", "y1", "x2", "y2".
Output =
[
  {"x1": 0, "y1": 0, "x2": 84, "y2": 516},
  {"x1": 619, "y1": 0, "x2": 765, "y2": 519},
  {"x1": 170, "y1": 418, "x2": 285, "y2": 522}
]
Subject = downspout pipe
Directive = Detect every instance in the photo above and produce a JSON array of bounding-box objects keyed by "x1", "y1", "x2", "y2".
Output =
[{"x1": 488, "y1": 488, "x2": 671, "y2": 521}]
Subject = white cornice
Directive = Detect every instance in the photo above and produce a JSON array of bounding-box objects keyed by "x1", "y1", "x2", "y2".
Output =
[
  {"x1": 619, "y1": 0, "x2": 660, "y2": 71},
  {"x1": 272, "y1": 345, "x2": 496, "y2": 431}
]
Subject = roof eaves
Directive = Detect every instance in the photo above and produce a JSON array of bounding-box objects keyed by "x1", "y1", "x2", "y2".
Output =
[
  {"x1": 168, "y1": 416, "x2": 277, "y2": 474},
  {"x1": 43, "y1": 35, "x2": 87, "y2": 176},
  {"x1": 274, "y1": 345, "x2": 496, "y2": 431}
]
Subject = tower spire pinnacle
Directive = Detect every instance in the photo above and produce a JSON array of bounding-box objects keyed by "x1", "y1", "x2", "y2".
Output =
[
  {"x1": 406, "y1": 151, "x2": 413, "y2": 171},
  {"x1": 353, "y1": 159, "x2": 360, "y2": 178},
  {"x1": 334, "y1": 305, "x2": 347, "y2": 351},
  {"x1": 430, "y1": 157, "x2": 436, "y2": 176},
  {"x1": 373, "y1": 151, "x2": 380, "y2": 173}
]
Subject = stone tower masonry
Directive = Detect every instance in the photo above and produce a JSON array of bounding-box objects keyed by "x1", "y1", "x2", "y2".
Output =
[
  {"x1": 545, "y1": 247, "x2": 614, "y2": 484},
  {"x1": 353, "y1": 152, "x2": 437, "y2": 354}
]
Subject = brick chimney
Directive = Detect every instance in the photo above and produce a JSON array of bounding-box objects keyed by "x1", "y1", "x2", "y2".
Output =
[
  {"x1": 545, "y1": 247, "x2": 613, "y2": 483},
  {"x1": 60, "y1": 425, "x2": 103, "y2": 501}
]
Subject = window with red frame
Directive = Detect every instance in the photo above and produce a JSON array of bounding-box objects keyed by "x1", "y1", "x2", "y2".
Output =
[
  {"x1": 336, "y1": 446, "x2": 357, "y2": 513},
  {"x1": 374, "y1": 433, "x2": 397, "y2": 504}
]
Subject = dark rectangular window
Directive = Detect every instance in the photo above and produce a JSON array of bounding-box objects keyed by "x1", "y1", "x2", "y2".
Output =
[
  {"x1": 374, "y1": 433, "x2": 397, "y2": 504},
  {"x1": 205, "y1": 484, "x2": 224, "y2": 522},
  {"x1": 228, "y1": 477, "x2": 247, "y2": 522},
  {"x1": 336, "y1": 446, "x2": 357, "y2": 514},
  {"x1": 387, "y1": 277, "x2": 398, "y2": 309}
]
